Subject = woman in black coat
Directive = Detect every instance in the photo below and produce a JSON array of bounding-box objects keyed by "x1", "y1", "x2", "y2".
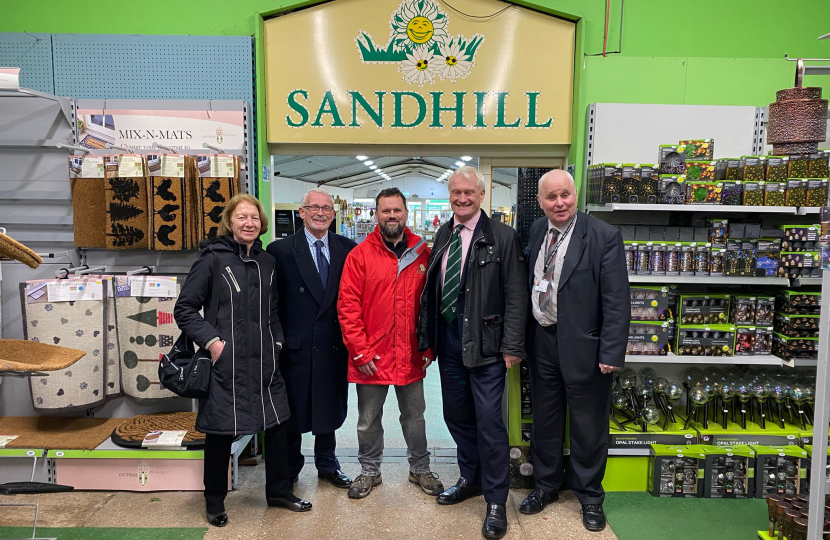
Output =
[{"x1": 174, "y1": 194, "x2": 311, "y2": 527}]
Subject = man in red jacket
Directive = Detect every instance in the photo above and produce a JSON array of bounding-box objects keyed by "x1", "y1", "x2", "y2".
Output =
[{"x1": 338, "y1": 187, "x2": 444, "y2": 500}]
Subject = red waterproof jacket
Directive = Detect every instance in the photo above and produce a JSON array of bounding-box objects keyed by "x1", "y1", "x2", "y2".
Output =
[{"x1": 338, "y1": 227, "x2": 433, "y2": 385}]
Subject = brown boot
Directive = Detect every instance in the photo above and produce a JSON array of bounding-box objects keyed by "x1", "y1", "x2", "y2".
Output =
[{"x1": 409, "y1": 471, "x2": 444, "y2": 496}]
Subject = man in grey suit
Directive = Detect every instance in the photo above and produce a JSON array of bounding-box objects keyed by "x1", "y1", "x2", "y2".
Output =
[{"x1": 519, "y1": 170, "x2": 629, "y2": 532}]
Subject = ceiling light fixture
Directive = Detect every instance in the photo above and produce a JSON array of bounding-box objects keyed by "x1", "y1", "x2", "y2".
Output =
[
  {"x1": 370, "y1": 165, "x2": 377, "y2": 170},
  {"x1": 363, "y1": 160, "x2": 373, "y2": 166},
  {"x1": 460, "y1": 156, "x2": 472, "y2": 162},
  {"x1": 356, "y1": 155, "x2": 367, "y2": 160},
  {"x1": 454, "y1": 161, "x2": 464, "y2": 167}
]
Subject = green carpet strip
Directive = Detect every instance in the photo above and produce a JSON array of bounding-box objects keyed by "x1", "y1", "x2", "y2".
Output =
[{"x1": 605, "y1": 492, "x2": 767, "y2": 540}]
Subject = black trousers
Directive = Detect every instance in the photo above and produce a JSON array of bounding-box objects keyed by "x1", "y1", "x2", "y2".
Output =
[
  {"x1": 529, "y1": 322, "x2": 612, "y2": 505},
  {"x1": 438, "y1": 313, "x2": 510, "y2": 505},
  {"x1": 287, "y1": 431, "x2": 340, "y2": 479},
  {"x1": 204, "y1": 423, "x2": 291, "y2": 514}
]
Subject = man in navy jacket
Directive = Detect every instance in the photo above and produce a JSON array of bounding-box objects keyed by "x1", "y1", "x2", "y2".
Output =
[{"x1": 267, "y1": 188, "x2": 355, "y2": 489}]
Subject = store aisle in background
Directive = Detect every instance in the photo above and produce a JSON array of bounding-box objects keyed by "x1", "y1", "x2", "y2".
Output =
[{"x1": 303, "y1": 364, "x2": 455, "y2": 455}]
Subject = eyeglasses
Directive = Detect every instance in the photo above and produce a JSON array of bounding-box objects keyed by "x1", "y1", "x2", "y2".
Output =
[{"x1": 302, "y1": 205, "x2": 334, "y2": 214}]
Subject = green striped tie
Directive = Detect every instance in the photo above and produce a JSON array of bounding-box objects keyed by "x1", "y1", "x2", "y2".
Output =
[{"x1": 441, "y1": 224, "x2": 465, "y2": 322}]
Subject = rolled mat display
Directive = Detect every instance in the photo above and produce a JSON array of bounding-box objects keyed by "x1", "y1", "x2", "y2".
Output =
[
  {"x1": 105, "y1": 177, "x2": 149, "y2": 250},
  {"x1": 114, "y1": 280, "x2": 181, "y2": 401},
  {"x1": 0, "y1": 416, "x2": 124, "y2": 450},
  {"x1": 111, "y1": 412, "x2": 205, "y2": 448},
  {"x1": 0, "y1": 232, "x2": 43, "y2": 268},
  {"x1": 149, "y1": 177, "x2": 188, "y2": 250},
  {"x1": 20, "y1": 280, "x2": 107, "y2": 413},
  {"x1": 71, "y1": 178, "x2": 106, "y2": 248},
  {"x1": 0, "y1": 339, "x2": 86, "y2": 372}
]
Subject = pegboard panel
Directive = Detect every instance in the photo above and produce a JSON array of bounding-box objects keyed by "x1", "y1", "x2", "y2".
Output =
[
  {"x1": 516, "y1": 167, "x2": 553, "y2": 251},
  {"x1": 51, "y1": 34, "x2": 253, "y2": 101},
  {"x1": 0, "y1": 33, "x2": 54, "y2": 93}
]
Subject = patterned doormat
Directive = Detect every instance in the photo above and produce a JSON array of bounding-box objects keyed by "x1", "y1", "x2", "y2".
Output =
[
  {"x1": 20, "y1": 279, "x2": 107, "y2": 413},
  {"x1": 113, "y1": 278, "x2": 181, "y2": 401}
]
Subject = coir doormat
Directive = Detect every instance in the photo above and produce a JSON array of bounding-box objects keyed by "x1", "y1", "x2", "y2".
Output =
[{"x1": 0, "y1": 416, "x2": 123, "y2": 450}]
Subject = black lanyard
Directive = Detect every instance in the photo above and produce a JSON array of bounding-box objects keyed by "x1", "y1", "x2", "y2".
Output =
[{"x1": 543, "y1": 216, "x2": 575, "y2": 274}]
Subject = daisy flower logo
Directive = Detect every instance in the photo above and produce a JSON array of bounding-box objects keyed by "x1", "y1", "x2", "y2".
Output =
[
  {"x1": 354, "y1": 0, "x2": 485, "y2": 86},
  {"x1": 434, "y1": 38, "x2": 473, "y2": 82},
  {"x1": 389, "y1": 0, "x2": 448, "y2": 52},
  {"x1": 399, "y1": 45, "x2": 438, "y2": 87}
]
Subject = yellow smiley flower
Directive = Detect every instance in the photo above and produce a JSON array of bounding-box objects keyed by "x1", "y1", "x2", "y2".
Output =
[{"x1": 390, "y1": 0, "x2": 448, "y2": 52}]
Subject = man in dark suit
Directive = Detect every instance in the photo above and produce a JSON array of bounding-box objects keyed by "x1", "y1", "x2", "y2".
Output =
[
  {"x1": 267, "y1": 188, "x2": 356, "y2": 489},
  {"x1": 417, "y1": 166, "x2": 527, "y2": 540},
  {"x1": 519, "y1": 170, "x2": 629, "y2": 532}
]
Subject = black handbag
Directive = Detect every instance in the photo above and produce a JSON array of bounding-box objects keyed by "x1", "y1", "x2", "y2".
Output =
[{"x1": 158, "y1": 255, "x2": 221, "y2": 398}]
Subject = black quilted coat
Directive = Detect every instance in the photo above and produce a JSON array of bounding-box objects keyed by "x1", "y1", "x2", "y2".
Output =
[{"x1": 174, "y1": 235, "x2": 290, "y2": 436}]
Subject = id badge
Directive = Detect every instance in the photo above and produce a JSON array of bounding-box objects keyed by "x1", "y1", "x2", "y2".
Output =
[{"x1": 534, "y1": 280, "x2": 550, "y2": 293}]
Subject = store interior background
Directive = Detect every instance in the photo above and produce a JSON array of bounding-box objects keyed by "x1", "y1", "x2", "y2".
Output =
[
  {"x1": 1, "y1": 0, "x2": 830, "y2": 480},
  {"x1": 271, "y1": 156, "x2": 519, "y2": 450},
  {"x1": 5, "y1": 0, "x2": 830, "y2": 208},
  {"x1": 2, "y1": 0, "x2": 830, "y2": 449}
]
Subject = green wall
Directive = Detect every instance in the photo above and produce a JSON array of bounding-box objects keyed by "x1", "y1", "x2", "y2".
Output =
[{"x1": 4, "y1": 0, "x2": 830, "y2": 193}]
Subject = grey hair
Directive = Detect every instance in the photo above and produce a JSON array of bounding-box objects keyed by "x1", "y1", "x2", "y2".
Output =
[
  {"x1": 301, "y1": 188, "x2": 335, "y2": 207},
  {"x1": 538, "y1": 169, "x2": 576, "y2": 194},
  {"x1": 449, "y1": 165, "x2": 486, "y2": 192}
]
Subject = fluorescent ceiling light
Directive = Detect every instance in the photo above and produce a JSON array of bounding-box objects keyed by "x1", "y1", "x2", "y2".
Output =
[
  {"x1": 376, "y1": 168, "x2": 383, "y2": 172},
  {"x1": 370, "y1": 165, "x2": 377, "y2": 170},
  {"x1": 364, "y1": 160, "x2": 373, "y2": 166},
  {"x1": 356, "y1": 155, "x2": 367, "y2": 160},
  {"x1": 455, "y1": 161, "x2": 464, "y2": 167},
  {"x1": 460, "y1": 156, "x2": 472, "y2": 161}
]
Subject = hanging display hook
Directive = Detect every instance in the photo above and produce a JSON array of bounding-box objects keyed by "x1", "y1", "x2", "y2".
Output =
[
  {"x1": 202, "y1": 142, "x2": 223, "y2": 153},
  {"x1": 151, "y1": 142, "x2": 177, "y2": 153},
  {"x1": 126, "y1": 265, "x2": 155, "y2": 275},
  {"x1": 107, "y1": 144, "x2": 132, "y2": 153},
  {"x1": 55, "y1": 143, "x2": 91, "y2": 155},
  {"x1": 75, "y1": 265, "x2": 107, "y2": 275},
  {"x1": 56, "y1": 266, "x2": 86, "y2": 279}
]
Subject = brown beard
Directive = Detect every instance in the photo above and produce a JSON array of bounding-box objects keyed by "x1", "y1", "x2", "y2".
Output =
[{"x1": 380, "y1": 221, "x2": 405, "y2": 240}]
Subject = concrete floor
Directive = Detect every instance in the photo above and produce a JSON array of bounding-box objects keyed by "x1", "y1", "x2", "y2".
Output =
[
  {"x1": 305, "y1": 367, "x2": 456, "y2": 450},
  {"x1": 0, "y1": 461, "x2": 619, "y2": 540}
]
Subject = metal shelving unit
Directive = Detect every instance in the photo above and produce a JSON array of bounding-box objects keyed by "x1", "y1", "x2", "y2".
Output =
[
  {"x1": 586, "y1": 203, "x2": 800, "y2": 214},
  {"x1": 628, "y1": 275, "x2": 791, "y2": 285},
  {"x1": 625, "y1": 353, "x2": 784, "y2": 365}
]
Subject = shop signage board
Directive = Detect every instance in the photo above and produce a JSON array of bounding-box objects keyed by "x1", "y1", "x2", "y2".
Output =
[
  {"x1": 75, "y1": 109, "x2": 245, "y2": 151},
  {"x1": 264, "y1": 0, "x2": 575, "y2": 145}
]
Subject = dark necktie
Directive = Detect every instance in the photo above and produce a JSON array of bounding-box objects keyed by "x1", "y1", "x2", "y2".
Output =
[
  {"x1": 538, "y1": 229, "x2": 560, "y2": 312},
  {"x1": 441, "y1": 224, "x2": 465, "y2": 322},
  {"x1": 315, "y1": 239, "x2": 329, "y2": 289}
]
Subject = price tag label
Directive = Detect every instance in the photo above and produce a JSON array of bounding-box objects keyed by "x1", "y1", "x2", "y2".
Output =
[
  {"x1": 0, "y1": 435, "x2": 19, "y2": 448},
  {"x1": 160, "y1": 155, "x2": 185, "y2": 178},
  {"x1": 117, "y1": 155, "x2": 145, "y2": 177},
  {"x1": 141, "y1": 430, "x2": 187, "y2": 448},
  {"x1": 46, "y1": 279, "x2": 104, "y2": 302},
  {"x1": 129, "y1": 276, "x2": 177, "y2": 298},
  {"x1": 81, "y1": 157, "x2": 105, "y2": 178}
]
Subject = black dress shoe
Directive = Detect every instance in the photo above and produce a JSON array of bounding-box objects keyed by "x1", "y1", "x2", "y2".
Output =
[
  {"x1": 437, "y1": 477, "x2": 482, "y2": 505},
  {"x1": 267, "y1": 494, "x2": 313, "y2": 512},
  {"x1": 318, "y1": 470, "x2": 352, "y2": 488},
  {"x1": 519, "y1": 488, "x2": 559, "y2": 514},
  {"x1": 206, "y1": 512, "x2": 228, "y2": 527},
  {"x1": 482, "y1": 504, "x2": 508, "y2": 540},
  {"x1": 581, "y1": 503, "x2": 606, "y2": 532}
]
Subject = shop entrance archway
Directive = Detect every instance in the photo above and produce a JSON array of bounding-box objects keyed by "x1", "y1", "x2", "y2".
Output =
[{"x1": 262, "y1": 0, "x2": 576, "y2": 462}]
